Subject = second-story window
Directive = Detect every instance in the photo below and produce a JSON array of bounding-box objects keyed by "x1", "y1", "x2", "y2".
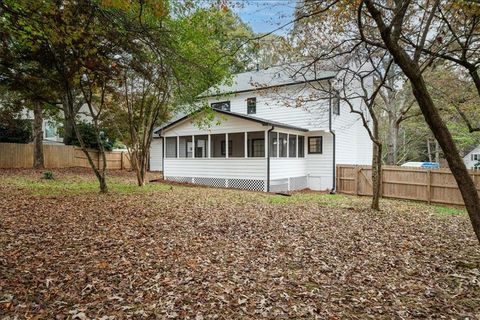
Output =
[
  {"x1": 211, "y1": 101, "x2": 230, "y2": 111},
  {"x1": 247, "y1": 97, "x2": 256, "y2": 114}
]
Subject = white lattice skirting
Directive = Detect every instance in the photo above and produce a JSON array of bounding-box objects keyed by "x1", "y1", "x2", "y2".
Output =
[
  {"x1": 165, "y1": 176, "x2": 266, "y2": 192},
  {"x1": 166, "y1": 175, "x2": 308, "y2": 192}
]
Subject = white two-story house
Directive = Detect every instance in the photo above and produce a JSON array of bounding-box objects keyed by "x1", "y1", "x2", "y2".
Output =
[{"x1": 150, "y1": 62, "x2": 372, "y2": 192}]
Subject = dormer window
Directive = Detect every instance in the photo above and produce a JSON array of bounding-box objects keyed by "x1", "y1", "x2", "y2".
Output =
[
  {"x1": 247, "y1": 97, "x2": 256, "y2": 114},
  {"x1": 211, "y1": 101, "x2": 230, "y2": 111}
]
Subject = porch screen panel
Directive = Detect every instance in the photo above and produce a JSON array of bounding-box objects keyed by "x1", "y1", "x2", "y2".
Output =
[
  {"x1": 247, "y1": 131, "x2": 265, "y2": 157},
  {"x1": 210, "y1": 134, "x2": 226, "y2": 158},
  {"x1": 229, "y1": 132, "x2": 245, "y2": 157},
  {"x1": 269, "y1": 132, "x2": 278, "y2": 157},
  {"x1": 289, "y1": 135, "x2": 297, "y2": 157},
  {"x1": 194, "y1": 135, "x2": 208, "y2": 158},
  {"x1": 298, "y1": 136, "x2": 305, "y2": 157},
  {"x1": 179, "y1": 136, "x2": 193, "y2": 158},
  {"x1": 279, "y1": 133, "x2": 287, "y2": 157},
  {"x1": 165, "y1": 137, "x2": 177, "y2": 158}
]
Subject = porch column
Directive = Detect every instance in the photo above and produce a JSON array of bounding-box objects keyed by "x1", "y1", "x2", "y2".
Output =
[
  {"x1": 296, "y1": 135, "x2": 299, "y2": 158},
  {"x1": 244, "y1": 131, "x2": 248, "y2": 158},
  {"x1": 225, "y1": 133, "x2": 229, "y2": 159},
  {"x1": 287, "y1": 133, "x2": 290, "y2": 158},
  {"x1": 177, "y1": 136, "x2": 180, "y2": 158},
  {"x1": 208, "y1": 134, "x2": 211, "y2": 158}
]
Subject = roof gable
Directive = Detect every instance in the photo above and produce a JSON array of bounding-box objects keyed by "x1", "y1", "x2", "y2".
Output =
[{"x1": 156, "y1": 109, "x2": 309, "y2": 135}]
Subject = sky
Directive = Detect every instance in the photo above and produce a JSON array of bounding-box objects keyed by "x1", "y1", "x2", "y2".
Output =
[{"x1": 229, "y1": 0, "x2": 297, "y2": 35}]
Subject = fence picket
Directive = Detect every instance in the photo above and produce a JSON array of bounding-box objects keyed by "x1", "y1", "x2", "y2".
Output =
[{"x1": 337, "y1": 164, "x2": 478, "y2": 207}]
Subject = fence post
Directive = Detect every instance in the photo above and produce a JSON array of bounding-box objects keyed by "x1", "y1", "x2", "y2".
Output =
[
  {"x1": 427, "y1": 170, "x2": 431, "y2": 204},
  {"x1": 355, "y1": 166, "x2": 360, "y2": 196},
  {"x1": 120, "y1": 152, "x2": 124, "y2": 170}
]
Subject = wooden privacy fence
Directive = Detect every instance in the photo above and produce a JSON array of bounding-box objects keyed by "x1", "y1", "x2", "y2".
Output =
[
  {"x1": 0, "y1": 142, "x2": 131, "y2": 170},
  {"x1": 336, "y1": 164, "x2": 480, "y2": 206}
]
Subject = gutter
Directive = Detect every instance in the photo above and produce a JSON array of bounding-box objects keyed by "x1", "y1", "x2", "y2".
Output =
[
  {"x1": 328, "y1": 80, "x2": 336, "y2": 194},
  {"x1": 266, "y1": 125, "x2": 275, "y2": 192}
]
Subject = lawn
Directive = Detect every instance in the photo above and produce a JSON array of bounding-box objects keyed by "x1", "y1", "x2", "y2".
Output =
[{"x1": 0, "y1": 169, "x2": 479, "y2": 319}]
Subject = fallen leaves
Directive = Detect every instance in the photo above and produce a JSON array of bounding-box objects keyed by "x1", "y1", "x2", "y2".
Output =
[{"x1": 0, "y1": 169, "x2": 479, "y2": 319}]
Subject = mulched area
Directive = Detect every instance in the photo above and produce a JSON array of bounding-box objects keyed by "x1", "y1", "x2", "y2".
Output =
[{"x1": 0, "y1": 169, "x2": 479, "y2": 319}]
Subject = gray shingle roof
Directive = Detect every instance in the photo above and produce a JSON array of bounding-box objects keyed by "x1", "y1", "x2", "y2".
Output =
[{"x1": 202, "y1": 62, "x2": 337, "y2": 97}]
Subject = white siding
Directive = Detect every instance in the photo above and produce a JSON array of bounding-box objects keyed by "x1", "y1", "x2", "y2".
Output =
[
  {"x1": 164, "y1": 158, "x2": 267, "y2": 179},
  {"x1": 207, "y1": 85, "x2": 331, "y2": 131},
  {"x1": 306, "y1": 133, "x2": 334, "y2": 190},
  {"x1": 149, "y1": 138, "x2": 163, "y2": 171},
  {"x1": 270, "y1": 158, "x2": 307, "y2": 179},
  {"x1": 464, "y1": 146, "x2": 480, "y2": 169}
]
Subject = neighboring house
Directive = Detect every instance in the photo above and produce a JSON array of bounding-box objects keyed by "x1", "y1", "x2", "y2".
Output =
[
  {"x1": 150, "y1": 62, "x2": 373, "y2": 192},
  {"x1": 463, "y1": 145, "x2": 480, "y2": 169},
  {"x1": 19, "y1": 104, "x2": 93, "y2": 144}
]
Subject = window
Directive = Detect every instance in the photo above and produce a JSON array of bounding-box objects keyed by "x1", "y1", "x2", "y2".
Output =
[
  {"x1": 221, "y1": 140, "x2": 232, "y2": 156},
  {"x1": 332, "y1": 92, "x2": 340, "y2": 115},
  {"x1": 279, "y1": 133, "x2": 287, "y2": 157},
  {"x1": 269, "y1": 132, "x2": 278, "y2": 157},
  {"x1": 247, "y1": 97, "x2": 256, "y2": 114},
  {"x1": 298, "y1": 136, "x2": 305, "y2": 157},
  {"x1": 179, "y1": 136, "x2": 193, "y2": 158},
  {"x1": 211, "y1": 101, "x2": 230, "y2": 111},
  {"x1": 194, "y1": 135, "x2": 208, "y2": 158},
  {"x1": 289, "y1": 135, "x2": 297, "y2": 157},
  {"x1": 308, "y1": 136, "x2": 323, "y2": 154},
  {"x1": 44, "y1": 122, "x2": 57, "y2": 139},
  {"x1": 473, "y1": 154, "x2": 480, "y2": 161},
  {"x1": 247, "y1": 131, "x2": 265, "y2": 157},
  {"x1": 165, "y1": 137, "x2": 177, "y2": 158}
]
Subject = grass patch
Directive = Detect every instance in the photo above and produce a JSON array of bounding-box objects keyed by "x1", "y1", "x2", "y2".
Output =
[
  {"x1": 434, "y1": 205, "x2": 466, "y2": 216},
  {"x1": 265, "y1": 192, "x2": 366, "y2": 208},
  {"x1": 4, "y1": 176, "x2": 171, "y2": 196}
]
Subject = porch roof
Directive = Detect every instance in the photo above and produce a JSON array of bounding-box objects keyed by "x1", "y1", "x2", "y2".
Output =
[{"x1": 155, "y1": 109, "x2": 309, "y2": 135}]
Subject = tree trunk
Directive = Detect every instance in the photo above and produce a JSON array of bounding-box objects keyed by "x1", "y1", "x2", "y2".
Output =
[
  {"x1": 385, "y1": 110, "x2": 401, "y2": 165},
  {"x1": 435, "y1": 140, "x2": 440, "y2": 164},
  {"x1": 363, "y1": 1, "x2": 480, "y2": 242},
  {"x1": 99, "y1": 174, "x2": 108, "y2": 193},
  {"x1": 33, "y1": 103, "x2": 44, "y2": 169},
  {"x1": 427, "y1": 138, "x2": 432, "y2": 162},
  {"x1": 371, "y1": 142, "x2": 382, "y2": 210},
  {"x1": 410, "y1": 76, "x2": 480, "y2": 242}
]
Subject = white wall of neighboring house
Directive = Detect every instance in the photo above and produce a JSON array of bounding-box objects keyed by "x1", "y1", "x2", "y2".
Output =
[
  {"x1": 464, "y1": 145, "x2": 480, "y2": 169},
  {"x1": 19, "y1": 104, "x2": 93, "y2": 144}
]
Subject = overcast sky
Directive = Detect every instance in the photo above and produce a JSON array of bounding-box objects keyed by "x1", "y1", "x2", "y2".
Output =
[{"x1": 229, "y1": 0, "x2": 297, "y2": 35}]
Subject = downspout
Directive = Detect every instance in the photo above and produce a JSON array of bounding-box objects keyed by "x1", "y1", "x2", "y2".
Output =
[
  {"x1": 328, "y1": 80, "x2": 336, "y2": 194},
  {"x1": 160, "y1": 131, "x2": 165, "y2": 177},
  {"x1": 266, "y1": 125, "x2": 274, "y2": 192}
]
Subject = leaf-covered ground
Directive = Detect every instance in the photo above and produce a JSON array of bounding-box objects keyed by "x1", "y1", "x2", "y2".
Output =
[{"x1": 1, "y1": 169, "x2": 479, "y2": 319}]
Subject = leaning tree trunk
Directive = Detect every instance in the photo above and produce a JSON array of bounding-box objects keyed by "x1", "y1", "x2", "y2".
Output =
[
  {"x1": 410, "y1": 74, "x2": 480, "y2": 242},
  {"x1": 363, "y1": 3, "x2": 480, "y2": 243},
  {"x1": 33, "y1": 102, "x2": 44, "y2": 169}
]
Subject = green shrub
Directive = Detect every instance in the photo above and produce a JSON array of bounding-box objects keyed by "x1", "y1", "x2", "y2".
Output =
[
  {"x1": 68, "y1": 122, "x2": 116, "y2": 151},
  {"x1": 0, "y1": 119, "x2": 32, "y2": 143},
  {"x1": 42, "y1": 171, "x2": 55, "y2": 180}
]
